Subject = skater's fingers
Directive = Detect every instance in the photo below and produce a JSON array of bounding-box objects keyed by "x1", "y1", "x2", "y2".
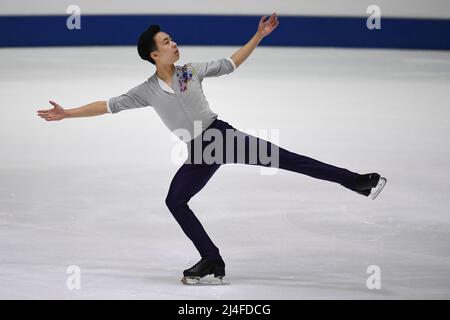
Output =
[
  {"x1": 49, "y1": 100, "x2": 61, "y2": 108},
  {"x1": 266, "y1": 13, "x2": 276, "y2": 23},
  {"x1": 39, "y1": 112, "x2": 51, "y2": 118}
]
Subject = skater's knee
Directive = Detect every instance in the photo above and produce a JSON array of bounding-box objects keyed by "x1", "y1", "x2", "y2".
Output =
[
  {"x1": 165, "y1": 192, "x2": 187, "y2": 210},
  {"x1": 165, "y1": 194, "x2": 177, "y2": 210}
]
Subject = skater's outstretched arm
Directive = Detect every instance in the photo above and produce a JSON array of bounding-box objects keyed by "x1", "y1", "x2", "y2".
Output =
[
  {"x1": 230, "y1": 12, "x2": 279, "y2": 69},
  {"x1": 37, "y1": 100, "x2": 108, "y2": 120}
]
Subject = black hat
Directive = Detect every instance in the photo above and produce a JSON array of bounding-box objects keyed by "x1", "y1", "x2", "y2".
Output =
[{"x1": 137, "y1": 24, "x2": 161, "y2": 64}]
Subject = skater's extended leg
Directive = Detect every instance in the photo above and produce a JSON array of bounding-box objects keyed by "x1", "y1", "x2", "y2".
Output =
[
  {"x1": 214, "y1": 122, "x2": 360, "y2": 191},
  {"x1": 165, "y1": 162, "x2": 222, "y2": 260},
  {"x1": 276, "y1": 146, "x2": 359, "y2": 190}
]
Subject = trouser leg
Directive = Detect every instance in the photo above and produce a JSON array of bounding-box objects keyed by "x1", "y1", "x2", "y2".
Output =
[
  {"x1": 165, "y1": 162, "x2": 222, "y2": 260},
  {"x1": 214, "y1": 120, "x2": 359, "y2": 190}
]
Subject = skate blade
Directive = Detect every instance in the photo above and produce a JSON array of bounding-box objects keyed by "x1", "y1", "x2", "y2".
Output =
[
  {"x1": 370, "y1": 177, "x2": 387, "y2": 200},
  {"x1": 181, "y1": 276, "x2": 230, "y2": 286}
]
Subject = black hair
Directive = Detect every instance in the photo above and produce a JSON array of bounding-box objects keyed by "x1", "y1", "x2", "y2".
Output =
[{"x1": 137, "y1": 24, "x2": 161, "y2": 65}]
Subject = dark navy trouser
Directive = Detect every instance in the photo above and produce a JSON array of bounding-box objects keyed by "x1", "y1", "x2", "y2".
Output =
[{"x1": 165, "y1": 118, "x2": 361, "y2": 260}]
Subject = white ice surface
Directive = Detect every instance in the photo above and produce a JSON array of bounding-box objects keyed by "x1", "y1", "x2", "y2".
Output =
[{"x1": 1, "y1": 46, "x2": 449, "y2": 299}]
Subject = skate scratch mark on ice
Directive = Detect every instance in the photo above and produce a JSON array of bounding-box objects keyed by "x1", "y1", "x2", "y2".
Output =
[
  {"x1": 339, "y1": 205, "x2": 375, "y2": 225},
  {"x1": 0, "y1": 221, "x2": 84, "y2": 235},
  {"x1": 1, "y1": 221, "x2": 159, "y2": 249},
  {"x1": 282, "y1": 209, "x2": 305, "y2": 231}
]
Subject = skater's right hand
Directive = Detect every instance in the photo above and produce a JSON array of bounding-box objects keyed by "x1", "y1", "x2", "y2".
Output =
[{"x1": 37, "y1": 100, "x2": 65, "y2": 121}]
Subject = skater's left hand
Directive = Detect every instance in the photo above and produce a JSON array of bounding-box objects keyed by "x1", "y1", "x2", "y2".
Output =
[{"x1": 256, "y1": 12, "x2": 279, "y2": 38}]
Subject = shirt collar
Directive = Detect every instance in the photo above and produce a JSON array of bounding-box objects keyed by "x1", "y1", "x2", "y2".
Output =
[{"x1": 155, "y1": 70, "x2": 176, "y2": 95}]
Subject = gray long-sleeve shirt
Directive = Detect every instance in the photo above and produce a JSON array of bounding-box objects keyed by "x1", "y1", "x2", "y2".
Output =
[{"x1": 107, "y1": 57, "x2": 236, "y2": 143}]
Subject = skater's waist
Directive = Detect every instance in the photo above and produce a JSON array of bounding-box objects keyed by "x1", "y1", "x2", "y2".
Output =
[{"x1": 187, "y1": 118, "x2": 232, "y2": 146}]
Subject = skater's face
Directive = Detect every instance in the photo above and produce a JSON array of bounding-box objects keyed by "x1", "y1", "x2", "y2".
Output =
[{"x1": 150, "y1": 31, "x2": 179, "y2": 65}]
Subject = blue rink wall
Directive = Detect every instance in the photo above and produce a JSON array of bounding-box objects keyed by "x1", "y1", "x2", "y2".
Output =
[{"x1": 0, "y1": 14, "x2": 449, "y2": 49}]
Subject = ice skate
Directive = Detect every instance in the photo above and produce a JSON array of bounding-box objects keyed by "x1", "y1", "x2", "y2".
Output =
[
  {"x1": 369, "y1": 176, "x2": 387, "y2": 199},
  {"x1": 354, "y1": 173, "x2": 387, "y2": 200},
  {"x1": 181, "y1": 258, "x2": 230, "y2": 285}
]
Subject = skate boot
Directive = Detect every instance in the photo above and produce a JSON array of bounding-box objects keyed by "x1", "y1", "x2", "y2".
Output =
[
  {"x1": 181, "y1": 258, "x2": 228, "y2": 285},
  {"x1": 354, "y1": 173, "x2": 387, "y2": 200}
]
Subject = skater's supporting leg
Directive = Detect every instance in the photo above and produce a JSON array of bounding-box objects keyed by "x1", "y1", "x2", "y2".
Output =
[{"x1": 165, "y1": 163, "x2": 222, "y2": 260}]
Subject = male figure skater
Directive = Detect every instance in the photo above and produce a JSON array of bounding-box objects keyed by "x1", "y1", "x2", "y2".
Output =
[{"x1": 37, "y1": 13, "x2": 387, "y2": 284}]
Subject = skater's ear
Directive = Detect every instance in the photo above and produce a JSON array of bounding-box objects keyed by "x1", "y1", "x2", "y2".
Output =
[{"x1": 150, "y1": 50, "x2": 160, "y2": 62}]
